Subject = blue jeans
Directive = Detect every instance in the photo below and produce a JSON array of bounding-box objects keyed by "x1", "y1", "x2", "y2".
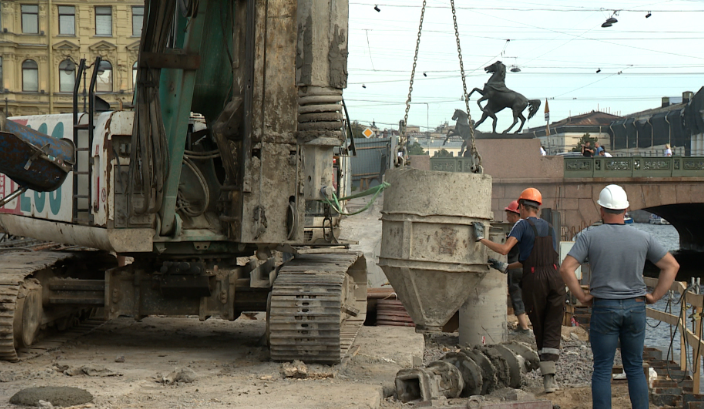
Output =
[{"x1": 590, "y1": 298, "x2": 648, "y2": 409}]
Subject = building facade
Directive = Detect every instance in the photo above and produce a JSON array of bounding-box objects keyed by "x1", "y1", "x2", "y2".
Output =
[
  {"x1": 524, "y1": 110, "x2": 622, "y2": 155},
  {"x1": 0, "y1": 0, "x2": 143, "y2": 116},
  {"x1": 608, "y1": 90, "x2": 703, "y2": 157}
]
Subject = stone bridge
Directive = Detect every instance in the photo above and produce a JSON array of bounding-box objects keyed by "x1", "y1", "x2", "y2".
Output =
[{"x1": 421, "y1": 138, "x2": 704, "y2": 251}]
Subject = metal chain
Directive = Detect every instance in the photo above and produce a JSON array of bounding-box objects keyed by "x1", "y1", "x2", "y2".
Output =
[
  {"x1": 450, "y1": 0, "x2": 482, "y2": 171},
  {"x1": 396, "y1": 0, "x2": 427, "y2": 167}
]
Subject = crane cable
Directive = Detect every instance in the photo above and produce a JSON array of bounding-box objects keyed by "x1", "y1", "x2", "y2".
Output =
[
  {"x1": 396, "y1": 0, "x2": 426, "y2": 168},
  {"x1": 396, "y1": 0, "x2": 482, "y2": 173},
  {"x1": 450, "y1": 0, "x2": 482, "y2": 172}
]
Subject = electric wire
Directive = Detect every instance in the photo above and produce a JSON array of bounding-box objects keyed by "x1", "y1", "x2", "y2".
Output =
[
  {"x1": 176, "y1": 157, "x2": 210, "y2": 218},
  {"x1": 349, "y1": 2, "x2": 704, "y2": 13},
  {"x1": 128, "y1": 0, "x2": 175, "y2": 217},
  {"x1": 663, "y1": 284, "x2": 697, "y2": 382}
]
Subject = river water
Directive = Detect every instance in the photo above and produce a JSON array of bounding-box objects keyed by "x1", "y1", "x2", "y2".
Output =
[{"x1": 627, "y1": 224, "x2": 703, "y2": 379}]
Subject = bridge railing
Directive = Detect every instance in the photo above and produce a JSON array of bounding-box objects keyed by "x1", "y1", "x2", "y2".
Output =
[
  {"x1": 564, "y1": 156, "x2": 704, "y2": 178},
  {"x1": 429, "y1": 157, "x2": 476, "y2": 173}
]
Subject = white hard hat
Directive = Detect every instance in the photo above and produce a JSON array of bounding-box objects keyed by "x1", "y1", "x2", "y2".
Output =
[{"x1": 597, "y1": 184, "x2": 630, "y2": 210}]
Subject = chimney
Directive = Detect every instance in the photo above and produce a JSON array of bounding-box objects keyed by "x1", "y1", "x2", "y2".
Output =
[
  {"x1": 662, "y1": 97, "x2": 670, "y2": 108},
  {"x1": 683, "y1": 91, "x2": 694, "y2": 104}
]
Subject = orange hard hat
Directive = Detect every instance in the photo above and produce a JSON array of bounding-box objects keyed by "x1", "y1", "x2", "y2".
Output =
[
  {"x1": 518, "y1": 188, "x2": 542, "y2": 206},
  {"x1": 504, "y1": 200, "x2": 520, "y2": 214}
]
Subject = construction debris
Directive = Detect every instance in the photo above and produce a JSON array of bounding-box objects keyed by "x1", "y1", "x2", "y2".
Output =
[
  {"x1": 282, "y1": 360, "x2": 308, "y2": 378},
  {"x1": 395, "y1": 342, "x2": 539, "y2": 404}
]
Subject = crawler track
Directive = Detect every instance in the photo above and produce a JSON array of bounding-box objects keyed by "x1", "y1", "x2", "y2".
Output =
[
  {"x1": 269, "y1": 251, "x2": 367, "y2": 364},
  {"x1": 0, "y1": 251, "x2": 77, "y2": 362}
]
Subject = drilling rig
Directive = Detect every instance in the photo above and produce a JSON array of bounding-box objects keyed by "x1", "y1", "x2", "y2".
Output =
[{"x1": 0, "y1": 0, "x2": 366, "y2": 364}]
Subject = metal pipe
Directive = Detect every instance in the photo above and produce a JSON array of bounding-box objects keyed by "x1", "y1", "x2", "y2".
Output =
[
  {"x1": 647, "y1": 117, "x2": 653, "y2": 148},
  {"x1": 48, "y1": 0, "x2": 54, "y2": 113},
  {"x1": 664, "y1": 114, "x2": 671, "y2": 149},
  {"x1": 87, "y1": 57, "x2": 101, "y2": 224},
  {"x1": 72, "y1": 59, "x2": 85, "y2": 129}
]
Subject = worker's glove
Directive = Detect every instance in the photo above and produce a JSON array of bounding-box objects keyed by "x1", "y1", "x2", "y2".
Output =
[
  {"x1": 488, "y1": 257, "x2": 509, "y2": 273},
  {"x1": 472, "y1": 222, "x2": 485, "y2": 242}
]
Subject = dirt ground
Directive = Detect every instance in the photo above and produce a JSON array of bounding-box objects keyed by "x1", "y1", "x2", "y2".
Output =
[
  {"x1": 0, "y1": 315, "x2": 662, "y2": 409},
  {"x1": 0, "y1": 315, "x2": 425, "y2": 409}
]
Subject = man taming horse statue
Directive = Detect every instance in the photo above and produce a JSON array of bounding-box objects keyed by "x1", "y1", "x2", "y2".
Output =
[
  {"x1": 442, "y1": 109, "x2": 474, "y2": 156},
  {"x1": 443, "y1": 61, "x2": 541, "y2": 155}
]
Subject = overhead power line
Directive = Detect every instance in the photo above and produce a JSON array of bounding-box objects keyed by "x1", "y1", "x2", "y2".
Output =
[{"x1": 349, "y1": 3, "x2": 704, "y2": 13}]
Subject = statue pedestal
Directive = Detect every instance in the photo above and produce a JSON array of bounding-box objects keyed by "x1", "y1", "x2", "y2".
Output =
[{"x1": 475, "y1": 131, "x2": 535, "y2": 140}]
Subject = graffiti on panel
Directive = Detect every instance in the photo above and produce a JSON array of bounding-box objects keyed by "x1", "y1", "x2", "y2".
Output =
[{"x1": 0, "y1": 117, "x2": 72, "y2": 220}]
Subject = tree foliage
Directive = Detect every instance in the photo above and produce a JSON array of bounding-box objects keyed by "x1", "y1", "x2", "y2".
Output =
[
  {"x1": 407, "y1": 141, "x2": 427, "y2": 155},
  {"x1": 433, "y1": 148, "x2": 453, "y2": 157},
  {"x1": 571, "y1": 133, "x2": 599, "y2": 152},
  {"x1": 349, "y1": 121, "x2": 366, "y2": 140}
]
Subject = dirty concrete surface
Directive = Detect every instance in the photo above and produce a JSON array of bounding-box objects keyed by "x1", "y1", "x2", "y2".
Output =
[
  {"x1": 339, "y1": 193, "x2": 387, "y2": 288},
  {"x1": 0, "y1": 315, "x2": 424, "y2": 408}
]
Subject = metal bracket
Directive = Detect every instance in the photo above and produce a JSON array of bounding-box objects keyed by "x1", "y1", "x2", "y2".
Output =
[{"x1": 21, "y1": 142, "x2": 73, "y2": 173}]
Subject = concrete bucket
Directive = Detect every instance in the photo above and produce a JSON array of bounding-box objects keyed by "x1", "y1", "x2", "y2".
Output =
[{"x1": 379, "y1": 168, "x2": 493, "y2": 333}]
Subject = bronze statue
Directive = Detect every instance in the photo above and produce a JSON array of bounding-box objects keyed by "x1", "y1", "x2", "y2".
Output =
[
  {"x1": 442, "y1": 109, "x2": 473, "y2": 156},
  {"x1": 468, "y1": 61, "x2": 541, "y2": 134}
]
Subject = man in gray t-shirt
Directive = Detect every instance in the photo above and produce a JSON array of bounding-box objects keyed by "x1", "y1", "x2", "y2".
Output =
[
  {"x1": 560, "y1": 185, "x2": 679, "y2": 409},
  {"x1": 569, "y1": 224, "x2": 667, "y2": 299}
]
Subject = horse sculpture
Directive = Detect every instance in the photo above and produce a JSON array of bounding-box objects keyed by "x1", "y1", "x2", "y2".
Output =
[
  {"x1": 468, "y1": 61, "x2": 541, "y2": 134},
  {"x1": 442, "y1": 109, "x2": 473, "y2": 156}
]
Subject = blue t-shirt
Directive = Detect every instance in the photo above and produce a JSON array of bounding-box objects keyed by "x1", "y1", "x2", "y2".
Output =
[
  {"x1": 595, "y1": 146, "x2": 604, "y2": 156},
  {"x1": 508, "y1": 217, "x2": 558, "y2": 262}
]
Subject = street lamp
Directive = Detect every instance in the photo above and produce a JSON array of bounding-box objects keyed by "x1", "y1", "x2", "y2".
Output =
[{"x1": 411, "y1": 102, "x2": 430, "y2": 153}]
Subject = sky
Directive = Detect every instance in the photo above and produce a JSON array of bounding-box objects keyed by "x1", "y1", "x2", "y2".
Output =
[{"x1": 343, "y1": 0, "x2": 704, "y2": 134}]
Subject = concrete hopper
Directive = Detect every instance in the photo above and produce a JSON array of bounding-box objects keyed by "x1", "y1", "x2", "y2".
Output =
[{"x1": 379, "y1": 168, "x2": 492, "y2": 333}]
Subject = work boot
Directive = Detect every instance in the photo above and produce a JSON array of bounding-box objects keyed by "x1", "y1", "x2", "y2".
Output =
[
  {"x1": 543, "y1": 374, "x2": 558, "y2": 393},
  {"x1": 539, "y1": 361, "x2": 558, "y2": 393}
]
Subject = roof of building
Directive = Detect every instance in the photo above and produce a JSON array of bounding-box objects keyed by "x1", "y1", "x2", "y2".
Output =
[
  {"x1": 547, "y1": 110, "x2": 622, "y2": 127},
  {"x1": 523, "y1": 110, "x2": 622, "y2": 137},
  {"x1": 623, "y1": 102, "x2": 687, "y2": 119}
]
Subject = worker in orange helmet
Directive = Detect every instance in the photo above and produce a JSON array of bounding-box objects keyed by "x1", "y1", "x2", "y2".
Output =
[
  {"x1": 503, "y1": 200, "x2": 531, "y2": 334},
  {"x1": 473, "y1": 188, "x2": 565, "y2": 394}
]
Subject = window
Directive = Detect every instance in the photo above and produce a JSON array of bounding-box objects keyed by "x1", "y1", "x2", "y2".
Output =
[
  {"x1": 22, "y1": 60, "x2": 39, "y2": 92},
  {"x1": 132, "y1": 6, "x2": 144, "y2": 37},
  {"x1": 58, "y1": 6, "x2": 75, "y2": 35},
  {"x1": 0, "y1": 57, "x2": 3, "y2": 91},
  {"x1": 21, "y1": 5, "x2": 39, "y2": 34},
  {"x1": 132, "y1": 61, "x2": 138, "y2": 90},
  {"x1": 95, "y1": 6, "x2": 112, "y2": 36},
  {"x1": 59, "y1": 60, "x2": 75, "y2": 92},
  {"x1": 96, "y1": 60, "x2": 112, "y2": 92}
]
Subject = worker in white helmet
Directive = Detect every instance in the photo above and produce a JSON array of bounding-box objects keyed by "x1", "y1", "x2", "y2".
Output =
[{"x1": 560, "y1": 184, "x2": 679, "y2": 409}]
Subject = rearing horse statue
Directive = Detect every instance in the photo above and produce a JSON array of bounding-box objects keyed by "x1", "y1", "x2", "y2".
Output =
[
  {"x1": 442, "y1": 109, "x2": 473, "y2": 156},
  {"x1": 468, "y1": 61, "x2": 541, "y2": 134}
]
